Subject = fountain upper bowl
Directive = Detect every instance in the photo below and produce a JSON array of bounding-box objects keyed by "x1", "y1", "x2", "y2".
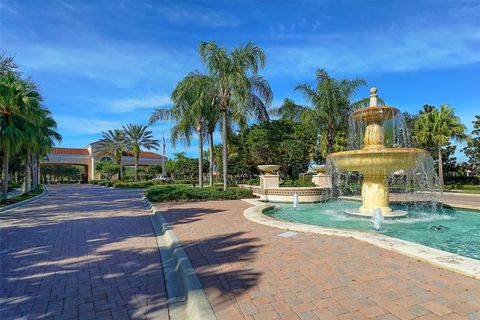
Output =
[
  {"x1": 351, "y1": 106, "x2": 399, "y2": 123},
  {"x1": 327, "y1": 148, "x2": 430, "y2": 175}
]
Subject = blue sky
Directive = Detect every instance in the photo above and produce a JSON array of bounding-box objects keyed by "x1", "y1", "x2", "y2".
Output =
[{"x1": 1, "y1": 0, "x2": 479, "y2": 160}]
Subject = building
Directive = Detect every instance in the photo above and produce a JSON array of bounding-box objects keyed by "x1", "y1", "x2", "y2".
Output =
[{"x1": 41, "y1": 141, "x2": 166, "y2": 181}]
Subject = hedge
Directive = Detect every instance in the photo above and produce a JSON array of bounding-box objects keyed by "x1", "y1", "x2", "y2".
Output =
[{"x1": 144, "y1": 185, "x2": 254, "y2": 202}]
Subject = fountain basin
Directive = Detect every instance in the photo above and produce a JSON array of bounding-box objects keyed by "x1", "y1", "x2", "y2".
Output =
[
  {"x1": 328, "y1": 148, "x2": 430, "y2": 175},
  {"x1": 328, "y1": 148, "x2": 430, "y2": 217}
]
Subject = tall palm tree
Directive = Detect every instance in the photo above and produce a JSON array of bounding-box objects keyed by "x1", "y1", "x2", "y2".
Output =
[
  {"x1": 271, "y1": 98, "x2": 307, "y2": 123},
  {"x1": 98, "y1": 129, "x2": 126, "y2": 180},
  {"x1": 0, "y1": 72, "x2": 41, "y2": 200},
  {"x1": 150, "y1": 72, "x2": 221, "y2": 187},
  {"x1": 199, "y1": 41, "x2": 272, "y2": 190},
  {"x1": 122, "y1": 124, "x2": 160, "y2": 181},
  {"x1": 31, "y1": 108, "x2": 61, "y2": 190},
  {"x1": 295, "y1": 69, "x2": 366, "y2": 156},
  {"x1": 414, "y1": 105, "x2": 468, "y2": 190}
]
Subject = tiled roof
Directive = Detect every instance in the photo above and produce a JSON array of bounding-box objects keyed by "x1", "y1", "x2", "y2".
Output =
[
  {"x1": 50, "y1": 147, "x2": 90, "y2": 156},
  {"x1": 123, "y1": 151, "x2": 165, "y2": 159},
  {"x1": 140, "y1": 151, "x2": 165, "y2": 159}
]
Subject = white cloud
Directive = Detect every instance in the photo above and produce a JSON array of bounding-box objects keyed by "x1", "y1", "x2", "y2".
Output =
[
  {"x1": 266, "y1": 23, "x2": 480, "y2": 78},
  {"x1": 109, "y1": 95, "x2": 171, "y2": 113},
  {"x1": 149, "y1": 3, "x2": 242, "y2": 28},
  {"x1": 55, "y1": 115, "x2": 122, "y2": 135},
  {"x1": 13, "y1": 41, "x2": 198, "y2": 88}
]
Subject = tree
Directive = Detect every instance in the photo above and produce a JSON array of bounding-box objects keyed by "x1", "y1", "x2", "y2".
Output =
[
  {"x1": 414, "y1": 105, "x2": 468, "y2": 189},
  {"x1": 150, "y1": 72, "x2": 219, "y2": 188},
  {"x1": 122, "y1": 124, "x2": 160, "y2": 181},
  {"x1": 198, "y1": 41, "x2": 272, "y2": 190},
  {"x1": 97, "y1": 129, "x2": 126, "y2": 180},
  {"x1": 174, "y1": 156, "x2": 199, "y2": 186},
  {"x1": 295, "y1": 69, "x2": 366, "y2": 156},
  {"x1": 271, "y1": 98, "x2": 307, "y2": 123},
  {"x1": 96, "y1": 161, "x2": 120, "y2": 181},
  {"x1": 0, "y1": 72, "x2": 42, "y2": 200},
  {"x1": 462, "y1": 115, "x2": 480, "y2": 175},
  {"x1": 245, "y1": 120, "x2": 315, "y2": 180}
]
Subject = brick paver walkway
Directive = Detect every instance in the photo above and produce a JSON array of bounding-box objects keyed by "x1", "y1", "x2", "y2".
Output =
[
  {"x1": 159, "y1": 200, "x2": 480, "y2": 320},
  {"x1": 0, "y1": 184, "x2": 168, "y2": 320}
]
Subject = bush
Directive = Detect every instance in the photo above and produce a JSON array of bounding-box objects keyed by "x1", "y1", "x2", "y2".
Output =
[
  {"x1": 145, "y1": 185, "x2": 254, "y2": 202},
  {"x1": 113, "y1": 181, "x2": 157, "y2": 188},
  {"x1": 445, "y1": 176, "x2": 480, "y2": 186},
  {"x1": 245, "y1": 178, "x2": 259, "y2": 186}
]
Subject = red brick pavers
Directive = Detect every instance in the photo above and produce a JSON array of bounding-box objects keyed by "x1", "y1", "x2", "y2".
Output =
[
  {"x1": 0, "y1": 185, "x2": 168, "y2": 320},
  {"x1": 159, "y1": 200, "x2": 480, "y2": 320}
]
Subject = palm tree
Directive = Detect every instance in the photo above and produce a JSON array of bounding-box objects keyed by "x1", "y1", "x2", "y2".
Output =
[
  {"x1": 0, "y1": 72, "x2": 42, "y2": 200},
  {"x1": 271, "y1": 98, "x2": 308, "y2": 122},
  {"x1": 122, "y1": 124, "x2": 160, "y2": 181},
  {"x1": 199, "y1": 41, "x2": 272, "y2": 190},
  {"x1": 98, "y1": 129, "x2": 126, "y2": 180},
  {"x1": 31, "y1": 108, "x2": 61, "y2": 190},
  {"x1": 150, "y1": 72, "x2": 221, "y2": 187},
  {"x1": 414, "y1": 105, "x2": 468, "y2": 190},
  {"x1": 295, "y1": 69, "x2": 366, "y2": 156}
]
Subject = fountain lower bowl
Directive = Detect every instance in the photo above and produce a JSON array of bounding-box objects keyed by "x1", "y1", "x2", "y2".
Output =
[{"x1": 328, "y1": 148, "x2": 430, "y2": 175}]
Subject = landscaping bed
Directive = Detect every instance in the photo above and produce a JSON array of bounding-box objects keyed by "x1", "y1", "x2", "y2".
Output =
[
  {"x1": 145, "y1": 185, "x2": 254, "y2": 202},
  {"x1": 0, "y1": 186, "x2": 44, "y2": 207}
]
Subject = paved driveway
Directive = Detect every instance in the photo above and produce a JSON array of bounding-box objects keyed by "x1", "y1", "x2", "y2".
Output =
[{"x1": 0, "y1": 184, "x2": 168, "y2": 320}]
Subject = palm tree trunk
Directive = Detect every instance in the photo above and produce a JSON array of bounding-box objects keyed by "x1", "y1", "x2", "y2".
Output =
[
  {"x1": 209, "y1": 131, "x2": 214, "y2": 187},
  {"x1": 32, "y1": 155, "x2": 38, "y2": 191},
  {"x1": 222, "y1": 110, "x2": 228, "y2": 191},
  {"x1": 23, "y1": 150, "x2": 31, "y2": 194},
  {"x1": 327, "y1": 124, "x2": 334, "y2": 155},
  {"x1": 134, "y1": 156, "x2": 139, "y2": 181},
  {"x1": 1, "y1": 145, "x2": 9, "y2": 202},
  {"x1": 197, "y1": 127, "x2": 203, "y2": 188},
  {"x1": 119, "y1": 159, "x2": 123, "y2": 181},
  {"x1": 438, "y1": 144, "x2": 444, "y2": 191}
]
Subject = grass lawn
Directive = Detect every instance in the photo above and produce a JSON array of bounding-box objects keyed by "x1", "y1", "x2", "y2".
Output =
[
  {"x1": 447, "y1": 189, "x2": 480, "y2": 195},
  {"x1": 0, "y1": 186, "x2": 44, "y2": 208}
]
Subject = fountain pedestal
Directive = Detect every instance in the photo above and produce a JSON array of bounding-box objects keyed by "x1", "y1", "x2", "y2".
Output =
[{"x1": 260, "y1": 174, "x2": 280, "y2": 189}]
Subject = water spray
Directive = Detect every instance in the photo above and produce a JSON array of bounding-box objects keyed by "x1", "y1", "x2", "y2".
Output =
[
  {"x1": 293, "y1": 192, "x2": 299, "y2": 210},
  {"x1": 372, "y1": 208, "x2": 384, "y2": 231}
]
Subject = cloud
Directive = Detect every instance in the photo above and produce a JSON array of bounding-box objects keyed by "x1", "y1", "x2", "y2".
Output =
[
  {"x1": 109, "y1": 95, "x2": 171, "y2": 113},
  {"x1": 55, "y1": 115, "x2": 122, "y2": 135},
  {"x1": 11, "y1": 41, "x2": 197, "y2": 88},
  {"x1": 149, "y1": 3, "x2": 242, "y2": 28},
  {"x1": 266, "y1": 22, "x2": 480, "y2": 78}
]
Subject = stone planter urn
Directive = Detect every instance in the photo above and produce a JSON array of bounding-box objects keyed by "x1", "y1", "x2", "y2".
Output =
[
  {"x1": 258, "y1": 165, "x2": 280, "y2": 175},
  {"x1": 312, "y1": 165, "x2": 326, "y2": 176}
]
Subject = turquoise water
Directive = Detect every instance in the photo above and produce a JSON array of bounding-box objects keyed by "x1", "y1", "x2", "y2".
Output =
[{"x1": 265, "y1": 200, "x2": 480, "y2": 260}]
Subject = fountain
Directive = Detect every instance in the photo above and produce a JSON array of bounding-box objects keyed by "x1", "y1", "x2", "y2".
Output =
[{"x1": 327, "y1": 88, "x2": 433, "y2": 218}]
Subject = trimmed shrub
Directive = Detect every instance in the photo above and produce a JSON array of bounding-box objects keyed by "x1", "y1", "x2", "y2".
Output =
[
  {"x1": 281, "y1": 178, "x2": 316, "y2": 187},
  {"x1": 113, "y1": 181, "x2": 156, "y2": 188},
  {"x1": 145, "y1": 185, "x2": 254, "y2": 202}
]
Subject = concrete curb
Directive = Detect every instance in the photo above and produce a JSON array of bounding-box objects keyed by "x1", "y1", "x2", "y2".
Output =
[
  {"x1": 242, "y1": 199, "x2": 480, "y2": 280},
  {"x1": 144, "y1": 198, "x2": 217, "y2": 320},
  {"x1": 0, "y1": 186, "x2": 48, "y2": 213}
]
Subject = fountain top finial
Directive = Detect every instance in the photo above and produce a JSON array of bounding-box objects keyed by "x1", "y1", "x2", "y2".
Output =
[{"x1": 370, "y1": 87, "x2": 378, "y2": 107}]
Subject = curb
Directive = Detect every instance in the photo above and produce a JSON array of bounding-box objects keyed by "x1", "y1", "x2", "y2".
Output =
[
  {"x1": 144, "y1": 198, "x2": 217, "y2": 320},
  {"x1": 0, "y1": 186, "x2": 49, "y2": 213},
  {"x1": 242, "y1": 199, "x2": 480, "y2": 280}
]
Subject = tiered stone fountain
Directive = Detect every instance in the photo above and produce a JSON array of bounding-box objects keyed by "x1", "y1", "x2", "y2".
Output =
[{"x1": 327, "y1": 88, "x2": 431, "y2": 218}]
